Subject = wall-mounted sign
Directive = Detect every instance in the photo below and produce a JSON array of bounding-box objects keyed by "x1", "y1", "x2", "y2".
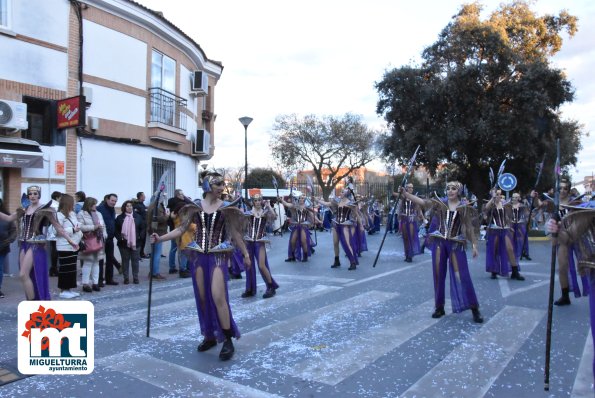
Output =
[
  {"x1": 57, "y1": 96, "x2": 85, "y2": 129},
  {"x1": 55, "y1": 160, "x2": 65, "y2": 176}
]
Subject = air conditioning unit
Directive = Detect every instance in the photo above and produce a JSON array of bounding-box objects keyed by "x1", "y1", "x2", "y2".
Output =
[
  {"x1": 82, "y1": 86, "x2": 93, "y2": 106},
  {"x1": 190, "y1": 71, "x2": 208, "y2": 96},
  {"x1": 192, "y1": 129, "x2": 210, "y2": 155},
  {"x1": 0, "y1": 100, "x2": 29, "y2": 130}
]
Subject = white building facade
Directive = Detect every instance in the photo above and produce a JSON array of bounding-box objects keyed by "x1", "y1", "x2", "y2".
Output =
[{"x1": 0, "y1": 0, "x2": 221, "y2": 211}]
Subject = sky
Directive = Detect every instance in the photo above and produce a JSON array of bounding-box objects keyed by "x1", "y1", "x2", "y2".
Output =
[{"x1": 135, "y1": 0, "x2": 595, "y2": 190}]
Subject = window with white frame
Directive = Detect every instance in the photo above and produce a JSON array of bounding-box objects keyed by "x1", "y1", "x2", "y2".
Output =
[
  {"x1": 0, "y1": 0, "x2": 11, "y2": 30},
  {"x1": 150, "y1": 50, "x2": 177, "y2": 126}
]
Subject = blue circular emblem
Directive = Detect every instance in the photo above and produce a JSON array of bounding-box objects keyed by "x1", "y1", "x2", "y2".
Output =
[{"x1": 498, "y1": 173, "x2": 517, "y2": 191}]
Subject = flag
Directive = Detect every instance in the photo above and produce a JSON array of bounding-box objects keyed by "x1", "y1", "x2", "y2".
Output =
[
  {"x1": 272, "y1": 176, "x2": 278, "y2": 189},
  {"x1": 150, "y1": 170, "x2": 170, "y2": 205}
]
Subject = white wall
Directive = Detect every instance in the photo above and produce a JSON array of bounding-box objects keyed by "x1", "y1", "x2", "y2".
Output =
[
  {"x1": 77, "y1": 138, "x2": 200, "y2": 206},
  {"x1": 0, "y1": 37, "x2": 68, "y2": 91},
  {"x1": 83, "y1": 20, "x2": 147, "y2": 90},
  {"x1": 84, "y1": 83, "x2": 146, "y2": 127},
  {"x1": 13, "y1": 0, "x2": 69, "y2": 47}
]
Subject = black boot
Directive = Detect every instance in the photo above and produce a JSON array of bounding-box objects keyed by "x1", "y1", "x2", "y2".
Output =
[
  {"x1": 471, "y1": 307, "x2": 484, "y2": 323},
  {"x1": 490, "y1": 272, "x2": 498, "y2": 280},
  {"x1": 301, "y1": 252, "x2": 308, "y2": 262},
  {"x1": 197, "y1": 339, "x2": 217, "y2": 352},
  {"x1": 241, "y1": 290, "x2": 255, "y2": 298},
  {"x1": 348, "y1": 263, "x2": 357, "y2": 271},
  {"x1": 284, "y1": 257, "x2": 296, "y2": 262},
  {"x1": 554, "y1": 288, "x2": 571, "y2": 306},
  {"x1": 331, "y1": 256, "x2": 341, "y2": 268},
  {"x1": 219, "y1": 329, "x2": 235, "y2": 361},
  {"x1": 510, "y1": 267, "x2": 525, "y2": 281},
  {"x1": 263, "y1": 286, "x2": 276, "y2": 299},
  {"x1": 431, "y1": 307, "x2": 445, "y2": 319}
]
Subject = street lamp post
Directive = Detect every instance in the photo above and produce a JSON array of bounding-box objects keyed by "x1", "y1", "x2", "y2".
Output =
[{"x1": 239, "y1": 116, "x2": 253, "y2": 201}]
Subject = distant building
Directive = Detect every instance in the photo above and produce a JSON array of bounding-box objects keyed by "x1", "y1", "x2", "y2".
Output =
[{"x1": 0, "y1": 0, "x2": 221, "y2": 210}]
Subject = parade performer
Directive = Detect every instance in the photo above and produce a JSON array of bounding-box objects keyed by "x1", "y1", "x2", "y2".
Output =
[
  {"x1": 547, "y1": 204, "x2": 595, "y2": 380},
  {"x1": 241, "y1": 194, "x2": 279, "y2": 299},
  {"x1": 353, "y1": 197, "x2": 369, "y2": 256},
  {"x1": 548, "y1": 178, "x2": 589, "y2": 305},
  {"x1": 0, "y1": 186, "x2": 78, "y2": 300},
  {"x1": 400, "y1": 181, "x2": 483, "y2": 323},
  {"x1": 510, "y1": 191, "x2": 539, "y2": 263},
  {"x1": 316, "y1": 188, "x2": 359, "y2": 270},
  {"x1": 484, "y1": 188, "x2": 525, "y2": 281},
  {"x1": 150, "y1": 170, "x2": 250, "y2": 361},
  {"x1": 395, "y1": 183, "x2": 422, "y2": 263},
  {"x1": 278, "y1": 195, "x2": 315, "y2": 262}
]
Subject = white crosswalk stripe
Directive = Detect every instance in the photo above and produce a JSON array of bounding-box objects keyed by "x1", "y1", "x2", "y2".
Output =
[
  {"x1": 98, "y1": 351, "x2": 283, "y2": 398},
  {"x1": 400, "y1": 305, "x2": 545, "y2": 398},
  {"x1": 571, "y1": 330, "x2": 594, "y2": 397}
]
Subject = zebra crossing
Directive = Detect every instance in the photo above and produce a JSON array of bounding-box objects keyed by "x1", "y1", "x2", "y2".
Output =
[
  {"x1": 84, "y1": 270, "x2": 592, "y2": 397},
  {"x1": 1, "y1": 237, "x2": 594, "y2": 397}
]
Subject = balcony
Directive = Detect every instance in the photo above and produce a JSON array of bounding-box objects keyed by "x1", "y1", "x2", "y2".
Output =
[{"x1": 148, "y1": 88, "x2": 187, "y2": 136}]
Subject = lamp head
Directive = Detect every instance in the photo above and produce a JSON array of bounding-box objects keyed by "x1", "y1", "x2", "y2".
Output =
[{"x1": 239, "y1": 116, "x2": 253, "y2": 127}]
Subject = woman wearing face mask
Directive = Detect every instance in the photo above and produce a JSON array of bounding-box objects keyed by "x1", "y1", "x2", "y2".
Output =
[
  {"x1": 278, "y1": 195, "x2": 315, "y2": 262},
  {"x1": 400, "y1": 181, "x2": 483, "y2": 323},
  {"x1": 316, "y1": 188, "x2": 359, "y2": 270},
  {"x1": 0, "y1": 186, "x2": 78, "y2": 300},
  {"x1": 150, "y1": 170, "x2": 250, "y2": 361}
]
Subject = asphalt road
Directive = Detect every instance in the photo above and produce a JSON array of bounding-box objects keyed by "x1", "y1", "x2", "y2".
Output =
[{"x1": 0, "y1": 229, "x2": 592, "y2": 397}]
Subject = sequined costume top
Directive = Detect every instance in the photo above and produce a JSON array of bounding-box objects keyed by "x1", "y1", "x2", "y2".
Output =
[
  {"x1": 179, "y1": 201, "x2": 244, "y2": 254},
  {"x1": 399, "y1": 199, "x2": 420, "y2": 222},
  {"x1": 334, "y1": 204, "x2": 355, "y2": 226},
  {"x1": 245, "y1": 207, "x2": 275, "y2": 241},
  {"x1": 17, "y1": 205, "x2": 58, "y2": 242},
  {"x1": 484, "y1": 200, "x2": 516, "y2": 230},
  {"x1": 288, "y1": 206, "x2": 313, "y2": 226},
  {"x1": 423, "y1": 198, "x2": 478, "y2": 246}
]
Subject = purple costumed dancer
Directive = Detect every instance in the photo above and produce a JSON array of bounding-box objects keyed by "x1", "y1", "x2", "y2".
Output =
[
  {"x1": 397, "y1": 183, "x2": 422, "y2": 263},
  {"x1": 150, "y1": 170, "x2": 250, "y2": 361},
  {"x1": 0, "y1": 185, "x2": 78, "y2": 300},
  {"x1": 279, "y1": 195, "x2": 315, "y2": 262},
  {"x1": 317, "y1": 188, "x2": 359, "y2": 270},
  {"x1": 549, "y1": 205, "x2": 595, "y2": 380},
  {"x1": 549, "y1": 178, "x2": 590, "y2": 305},
  {"x1": 241, "y1": 193, "x2": 279, "y2": 299},
  {"x1": 484, "y1": 188, "x2": 525, "y2": 281},
  {"x1": 401, "y1": 181, "x2": 483, "y2": 323}
]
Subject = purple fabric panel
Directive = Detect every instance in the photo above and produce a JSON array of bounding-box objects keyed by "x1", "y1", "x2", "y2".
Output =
[
  {"x1": 401, "y1": 218, "x2": 421, "y2": 258},
  {"x1": 431, "y1": 239, "x2": 479, "y2": 313},
  {"x1": 245, "y1": 241, "x2": 278, "y2": 293},
  {"x1": 335, "y1": 224, "x2": 358, "y2": 265},
  {"x1": 511, "y1": 223, "x2": 527, "y2": 261},
  {"x1": 568, "y1": 244, "x2": 590, "y2": 298},
  {"x1": 185, "y1": 251, "x2": 240, "y2": 343},
  {"x1": 485, "y1": 228, "x2": 512, "y2": 276},
  {"x1": 230, "y1": 247, "x2": 245, "y2": 276},
  {"x1": 20, "y1": 242, "x2": 51, "y2": 300},
  {"x1": 289, "y1": 225, "x2": 313, "y2": 261}
]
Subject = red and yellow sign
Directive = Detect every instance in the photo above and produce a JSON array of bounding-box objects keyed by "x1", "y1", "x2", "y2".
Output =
[
  {"x1": 57, "y1": 96, "x2": 84, "y2": 129},
  {"x1": 55, "y1": 160, "x2": 65, "y2": 176}
]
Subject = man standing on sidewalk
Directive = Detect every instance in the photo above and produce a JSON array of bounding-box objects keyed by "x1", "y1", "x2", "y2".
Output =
[{"x1": 97, "y1": 193, "x2": 120, "y2": 285}]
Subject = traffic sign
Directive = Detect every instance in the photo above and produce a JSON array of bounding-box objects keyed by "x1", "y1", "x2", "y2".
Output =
[{"x1": 498, "y1": 173, "x2": 517, "y2": 191}]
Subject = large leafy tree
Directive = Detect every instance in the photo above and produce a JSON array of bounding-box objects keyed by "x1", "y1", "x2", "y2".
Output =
[
  {"x1": 245, "y1": 167, "x2": 287, "y2": 189},
  {"x1": 270, "y1": 113, "x2": 378, "y2": 200},
  {"x1": 376, "y1": 1, "x2": 582, "y2": 199}
]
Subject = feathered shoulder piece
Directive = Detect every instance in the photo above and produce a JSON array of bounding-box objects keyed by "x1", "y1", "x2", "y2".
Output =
[
  {"x1": 30, "y1": 201, "x2": 56, "y2": 234},
  {"x1": 220, "y1": 201, "x2": 247, "y2": 236},
  {"x1": 559, "y1": 209, "x2": 595, "y2": 252}
]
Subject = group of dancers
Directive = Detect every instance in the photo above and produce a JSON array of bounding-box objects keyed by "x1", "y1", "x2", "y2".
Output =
[{"x1": 4, "y1": 170, "x2": 592, "y2": 368}]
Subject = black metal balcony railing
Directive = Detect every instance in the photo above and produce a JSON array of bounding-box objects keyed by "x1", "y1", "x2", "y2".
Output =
[{"x1": 148, "y1": 87, "x2": 187, "y2": 130}]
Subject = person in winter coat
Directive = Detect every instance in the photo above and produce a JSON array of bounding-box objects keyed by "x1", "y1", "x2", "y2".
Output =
[{"x1": 115, "y1": 200, "x2": 146, "y2": 284}]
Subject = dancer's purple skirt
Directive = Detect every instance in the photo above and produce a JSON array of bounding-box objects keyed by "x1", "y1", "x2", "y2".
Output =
[
  {"x1": 184, "y1": 250, "x2": 240, "y2": 342},
  {"x1": 430, "y1": 238, "x2": 479, "y2": 313},
  {"x1": 245, "y1": 241, "x2": 278, "y2": 293},
  {"x1": 20, "y1": 242, "x2": 51, "y2": 300},
  {"x1": 400, "y1": 217, "x2": 421, "y2": 258},
  {"x1": 485, "y1": 228, "x2": 514, "y2": 276}
]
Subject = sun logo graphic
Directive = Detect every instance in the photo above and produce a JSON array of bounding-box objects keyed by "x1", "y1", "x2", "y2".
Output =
[{"x1": 18, "y1": 301, "x2": 94, "y2": 375}]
